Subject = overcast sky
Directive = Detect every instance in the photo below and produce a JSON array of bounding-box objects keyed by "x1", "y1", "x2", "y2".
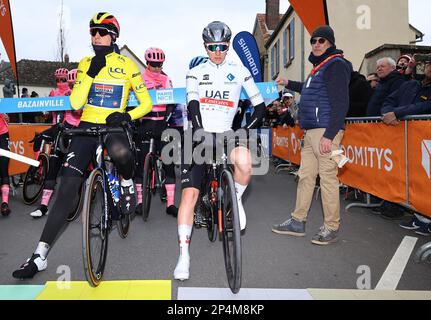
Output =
[{"x1": 1, "y1": 0, "x2": 430, "y2": 87}]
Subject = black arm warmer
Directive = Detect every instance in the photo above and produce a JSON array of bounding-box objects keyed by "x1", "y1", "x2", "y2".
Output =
[
  {"x1": 244, "y1": 102, "x2": 266, "y2": 129},
  {"x1": 187, "y1": 100, "x2": 203, "y2": 130}
]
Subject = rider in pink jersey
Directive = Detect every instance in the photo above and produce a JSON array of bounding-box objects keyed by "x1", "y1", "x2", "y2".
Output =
[
  {"x1": 0, "y1": 114, "x2": 11, "y2": 216},
  {"x1": 30, "y1": 68, "x2": 82, "y2": 218},
  {"x1": 134, "y1": 47, "x2": 178, "y2": 217}
]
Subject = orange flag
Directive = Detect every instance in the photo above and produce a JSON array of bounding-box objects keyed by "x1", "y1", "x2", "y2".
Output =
[
  {"x1": 0, "y1": 0, "x2": 18, "y2": 80},
  {"x1": 289, "y1": 0, "x2": 329, "y2": 34}
]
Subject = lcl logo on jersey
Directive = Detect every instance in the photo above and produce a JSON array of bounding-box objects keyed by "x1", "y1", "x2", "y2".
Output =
[
  {"x1": 108, "y1": 67, "x2": 126, "y2": 79},
  {"x1": 135, "y1": 83, "x2": 147, "y2": 92}
]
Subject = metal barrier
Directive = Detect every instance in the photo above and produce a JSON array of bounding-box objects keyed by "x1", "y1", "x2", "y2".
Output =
[{"x1": 343, "y1": 115, "x2": 431, "y2": 214}]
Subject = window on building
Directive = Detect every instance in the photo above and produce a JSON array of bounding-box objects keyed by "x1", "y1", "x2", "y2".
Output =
[
  {"x1": 283, "y1": 28, "x2": 288, "y2": 66},
  {"x1": 271, "y1": 40, "x2": 280, "y2": 79},
  {"x1": 276, "y1": 39, "x2": 280, "y2": 75},
  {"x1": 289, "y1": 18, "x2": 295, "y2": 61},
  {"x1": 271, "y1": 45, "x2": 275, "y2": 78},
  {"x1": 283, "y1": 18, "x2": 296, "y2": 68}
]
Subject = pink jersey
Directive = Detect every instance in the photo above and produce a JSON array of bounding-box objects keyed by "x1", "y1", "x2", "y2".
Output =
[
  {"x1": 0, "y1": 114, "x2": 8, "y2": 135},
  {"x1": 49, "y1": 83, "x2": 81, "y2": 127},
  {"x1": 141, "y1": 69, "x2": 172, "y2": 120}
]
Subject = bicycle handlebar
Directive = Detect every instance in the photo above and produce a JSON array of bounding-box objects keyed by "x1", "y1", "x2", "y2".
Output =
[{"x1": 61, "y1": 126, "x2": 127, "y2": 137}]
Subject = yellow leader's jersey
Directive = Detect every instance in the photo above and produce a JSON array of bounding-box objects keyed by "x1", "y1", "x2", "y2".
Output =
[{"x1": 70, "y1": 52, "x2": 152, "y2": 124}]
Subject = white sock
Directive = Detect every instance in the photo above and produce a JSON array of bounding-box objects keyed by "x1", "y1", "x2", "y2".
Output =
[
  {"x1": 235, "y1": 182, "x2": 247, "y2": 230},
  {"x1": 235, "y1": 182, "x2": 247, "y2": 200},
  {"x1": 121, "y1": 179, "x2": 133, "y2": 187},
  {"x1": 178, "y1": 225, "x2": 192, "y2": 258},
  {"x1": 34, "y1": 242, "x2": 50, "y2": 259}
]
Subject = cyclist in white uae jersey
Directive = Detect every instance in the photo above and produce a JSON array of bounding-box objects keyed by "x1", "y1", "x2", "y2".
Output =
[
  {"x1": 174, "y1": 21, "x2": 266, "y2": 281},
  {"x1": 186, "y1": 59, "x2": 264, "y2": 133}
]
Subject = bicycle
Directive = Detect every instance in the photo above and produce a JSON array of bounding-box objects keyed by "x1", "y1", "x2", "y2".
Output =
[
  {"x1": 22, "y1": 132, "x2": 53, "y2": 205},
  {"x1": 141, "y1": 136, "x2": 167, "y2": 221},
  {"x1": 193, "y1": 135, "x2": 242, "y2": 294},
  {"x1": 23, "y1": 125, "x2": 84, "y2": 222},
  {"x1": 62, "y1": 124, "x2": 134, "y2": 287}
]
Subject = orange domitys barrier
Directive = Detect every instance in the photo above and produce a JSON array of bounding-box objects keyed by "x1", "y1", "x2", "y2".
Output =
[
  {"x1": 407, "y1": 120, "x2": 431, "y2": 217},
  {"x1": 7, "y1": 124, "x2": 52, "y2": 176},
  {"x1": 339, "y1": 122, "x2": 407, "y2": 204},
  {"x1": 271, "y1": 126, "x2": 304, "y2": 165}
]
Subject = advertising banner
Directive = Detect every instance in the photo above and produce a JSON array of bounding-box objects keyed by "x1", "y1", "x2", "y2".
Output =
[{"x1": 407, "y1": 121, "x2": 431, "y2": 217}]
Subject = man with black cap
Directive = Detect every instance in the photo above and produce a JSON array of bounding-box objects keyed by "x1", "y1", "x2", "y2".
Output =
[{"x1": 272, "y1": 25, "x2": 352, "y2": 245}]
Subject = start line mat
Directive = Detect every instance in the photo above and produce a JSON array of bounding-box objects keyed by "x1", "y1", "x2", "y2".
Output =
[{"x1": 0, "y1": 280, "x2": 171, "y2": 300}]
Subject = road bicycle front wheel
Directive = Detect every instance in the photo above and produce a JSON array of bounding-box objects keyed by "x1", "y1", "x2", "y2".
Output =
[
  {"x1": 142, "y1": 153, "x2": 153, "y2": 221},
  {"x1": 22, "y1": 153, "x2": 49, "y2": 205},
  {"x1": 117, "y1": 209, "x2": 130, "y2": 239},
  {"x1": 82, "y1": 169, "x2": 109, "y2": 287},
  {"x1": 220, "y1": 169, "x2": 242, "y2": 294}
]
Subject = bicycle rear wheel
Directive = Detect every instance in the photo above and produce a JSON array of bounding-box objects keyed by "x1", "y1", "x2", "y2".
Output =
[
  {"x1": 220, "y1": 169, "x2": 242, "y2": 294},
  {"x1": 22, "y1": 153, "x2": 49, "y2": 205},
  {"x1": 142, "y1": 153, "x2": 153, "y2": 221},
  {"x1": 82, "y1": 169, "x2": 109, "y2": 287}
]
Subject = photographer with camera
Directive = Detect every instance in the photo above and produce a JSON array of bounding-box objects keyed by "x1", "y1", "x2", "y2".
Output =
[{"x1": 382, "y1": 54, "x2": 431, "y2": 125}]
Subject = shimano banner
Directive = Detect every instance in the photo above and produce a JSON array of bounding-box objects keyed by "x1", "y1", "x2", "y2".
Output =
[{"x1": 233, "y1": 31, "x2": 262, "y2": 83}]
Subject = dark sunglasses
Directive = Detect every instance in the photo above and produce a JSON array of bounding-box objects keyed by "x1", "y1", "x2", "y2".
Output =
[
  {"x1": 206, "y1": 43, "x2": 229, "y2": 53},
  {"x1": 56, "y1": 78, "x2": 67, "y2": 83},
  {"x1": 310, "y1": 38, "x2": 327, "y2": 45},
  {"x1": 148, "y1": 61, "x2": 163, "y2": 68},
  {"x1": 90, "y1": 28, "x2": 110, "y2": 37}
]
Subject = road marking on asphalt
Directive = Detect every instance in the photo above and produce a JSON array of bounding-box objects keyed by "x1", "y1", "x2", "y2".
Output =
[
  {"x1": 375, "y1": 236, "x2": 418, "y2": 290},
  {"x1": 177, "y1": 287, "x2": 313, "y2": 300},
  {"x1": 0, "y1": 285, "x2": 45, "y2": 300},
  {"x1": 36, "y1": 280, "x2": 171, "y2": 300}
]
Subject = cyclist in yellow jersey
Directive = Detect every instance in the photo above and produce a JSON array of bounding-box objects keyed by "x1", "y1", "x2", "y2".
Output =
[{"x1": 12, "y1": 12, "x2": 152, "y2": 280}]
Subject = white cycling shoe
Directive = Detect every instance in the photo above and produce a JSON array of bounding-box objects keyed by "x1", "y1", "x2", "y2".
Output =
[
  {"x1": 174, "y1": 255, "x2": 190, "y2": 281},
  {"x1": 30, "y1": 205, "x2": 48, "y2": 218}
]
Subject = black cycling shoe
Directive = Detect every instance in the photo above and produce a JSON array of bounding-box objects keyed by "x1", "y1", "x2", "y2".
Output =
[
  {"x1": 12, "y1": 254, "x2": 47, "y2": 279},
  {"x1": 1, "y1": 202, "x2": 11, "y2": 216},
  {"x1": 166, "y1": 205, "x2": 178, "y2": 217},
  {"x1": 120, "y1": 185, "x2": 136, "y2": 215}
]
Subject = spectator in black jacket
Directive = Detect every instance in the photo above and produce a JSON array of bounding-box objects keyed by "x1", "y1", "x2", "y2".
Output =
[
  {"x1": 366, "y1": 57, "x2": 405, "y2": 116},
  {"x1": 382, "y1": 59, "x2": 431, "y2": 125},
  {"x1": 347, "y1": 71, "x2": 373, "y2": 117}
]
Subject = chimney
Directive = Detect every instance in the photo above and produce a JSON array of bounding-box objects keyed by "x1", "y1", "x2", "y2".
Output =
[
  {"x1": 265, "y1": 0, "x2": 280, "y2": 30},
  {"x1": 64, "y1": 54, "x2": 69, "y2": 63}
]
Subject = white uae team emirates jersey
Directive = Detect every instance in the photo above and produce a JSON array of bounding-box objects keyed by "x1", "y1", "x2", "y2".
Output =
[{"x1": 186, "y1": 60, "x2": 264, "y2": 133}]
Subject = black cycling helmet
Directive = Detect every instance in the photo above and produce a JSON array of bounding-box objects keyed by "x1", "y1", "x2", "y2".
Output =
[
  {"x1": 90, "y1": 12, "x2": 120, "y2": 38},
  {"x1": 202, "y1": 21, "x2": 232, "y2": 43}
]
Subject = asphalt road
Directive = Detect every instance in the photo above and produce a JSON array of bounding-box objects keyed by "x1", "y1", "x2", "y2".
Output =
[{"x1": 1, "y1": 164, "x2": 430, "y2": 299}]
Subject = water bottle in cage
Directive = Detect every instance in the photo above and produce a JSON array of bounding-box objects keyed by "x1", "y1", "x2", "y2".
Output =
[{"x1": 108, "y1": 172, "x2": 120, "y2": 204}]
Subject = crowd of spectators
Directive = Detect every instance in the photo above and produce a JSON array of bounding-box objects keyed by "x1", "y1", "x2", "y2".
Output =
[
  {"x1": 264, "y1": 51, "x2": 431, "y2": 236},
  {"x1": 264, "y1": 91, "x2": 297, "y2": 128}
]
